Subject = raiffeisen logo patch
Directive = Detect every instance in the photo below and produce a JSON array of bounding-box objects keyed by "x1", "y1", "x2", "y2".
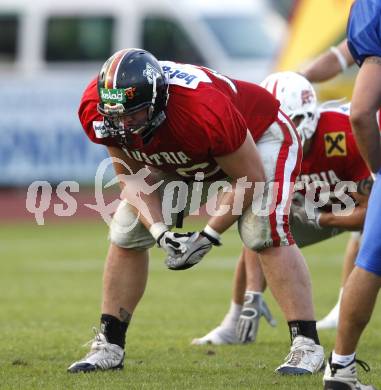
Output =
[{"x1": 100, "y1": 88, "x2": 126, "y2": 103}]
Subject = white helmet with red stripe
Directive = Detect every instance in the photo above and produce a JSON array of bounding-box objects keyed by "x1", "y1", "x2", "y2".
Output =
[{"x1": 260, "y1": 71, "x2": 319, "y2": 145}]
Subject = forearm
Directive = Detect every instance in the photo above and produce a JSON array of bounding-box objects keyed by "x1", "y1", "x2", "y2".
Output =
[
  {"x1": 124, "y1": 190, "x2": 164, "y2": 230},
  {"x1": 207, "y1": 181, "x2": 255, "y2": 234},
  {"x1": 210, "y1": 132, "x2": 266, "y2": 234},
  {"x1": 350, "y1": 57, "x2": 381, "y2": 173},
  {"x1": 319, "y1": 206, "x2": 366, "y2": 231},
  {"x1": 300, "y1": 40, "x2": 354, "y2": 83},
  {"x1": 108, "y1": 145, "x2": 166, "y2": 230},
  {"x1": 300, "y1": 52, "x2": 343, "y2": 83},
  {"x1": 351, "y1": 118, "x2": 381, "y2": 173}
]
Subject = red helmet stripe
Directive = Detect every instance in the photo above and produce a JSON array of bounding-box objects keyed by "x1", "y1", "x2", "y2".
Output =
[
  {"x1": 105, "y1": 49, "x2": 129, "y2": 89},
  {"x1": 272, "y1": 79, "x2": 279, "y2": 98}
]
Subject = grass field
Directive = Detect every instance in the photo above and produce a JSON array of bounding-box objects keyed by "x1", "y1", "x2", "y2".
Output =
[{"x1": 0, "y1": 220, "x2": 380, "y2": 389}]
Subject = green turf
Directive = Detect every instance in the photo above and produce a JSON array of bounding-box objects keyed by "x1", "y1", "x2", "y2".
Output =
[{"x1": 0, "y1": 220, "x2": 380, "y2": 389}]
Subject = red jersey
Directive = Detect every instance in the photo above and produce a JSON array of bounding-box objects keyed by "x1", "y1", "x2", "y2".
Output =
[
  {"x1": 79, "y1": 61, "x2": 279, "y2": 180},
  {"x1": 297, "y1": 105, "x2": 370, "y2": 196}
]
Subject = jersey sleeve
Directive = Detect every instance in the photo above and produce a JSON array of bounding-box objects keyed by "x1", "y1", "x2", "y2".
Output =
[
  {"x1": 78, "y1": 77, "x2": 116, "y2": 147},
  {"x1": 347, "y1": 0, "x2": 381, "y2": 66}
]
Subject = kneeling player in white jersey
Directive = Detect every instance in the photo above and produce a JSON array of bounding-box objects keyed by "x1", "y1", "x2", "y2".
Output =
[{"x1": 192, "y1": 72, "x2": 372, "y2": 347}]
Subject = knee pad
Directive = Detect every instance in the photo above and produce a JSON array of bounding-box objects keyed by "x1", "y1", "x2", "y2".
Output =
[
  {"x1": 109, "y1": 200, "x2": 155, "y2": 249},
  {"x1": 238, "y1": 210, "x2": 273, "y2": 251}
]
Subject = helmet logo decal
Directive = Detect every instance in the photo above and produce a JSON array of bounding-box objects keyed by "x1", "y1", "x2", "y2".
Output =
[
  {"x1": 100, "y1": 88, "x2": 127, "y2": 103},
  {"x1": 301, "y1": 89, "x2": 314, "y2": 105},
  {"x1": 143, "y1": 62, "x2": 160, "y2": 84},
  {"x1": 125, "y1": 87, "x2": 136, "y2": 100}
]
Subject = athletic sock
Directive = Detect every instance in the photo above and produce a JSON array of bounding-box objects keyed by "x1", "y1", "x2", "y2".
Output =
[
  {"x1": 100, "y1": 314, "x2": 129, "y2": 348},
  {"x1": 330, "y1": 287, "x2": 344, "y2": 315},
  {"x1": 337, "y1": 287, "x2": 343, "y2": 306},
  {"x1": 220, "y1": 301, "x2": 242, "y2": 329},
  {"x1": 330, "y1": 288, "x2": 343, "y2": 313},
  {"x1": 288, "y1": 320, "x2": 320, "y2": 345},
  {"x1": 332, "y1": 351, "x2": 356, "y2": 367}
]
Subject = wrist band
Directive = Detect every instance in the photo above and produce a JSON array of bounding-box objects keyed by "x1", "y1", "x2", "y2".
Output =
[
  {"x1": 330, "y1": 46, "x2": 348, "y2": 72},
  {"x1": 203, "y1": 224, "x2": 221, "y2": 241},
  {"x1": 200, "y1": 230, "x2": 222, "y2": 246},
  {"x1": 202, "y1": 224, "x2": 222, "y2": 245},
  {"x1": 149, "y1": 222, "x2": 169, "y2": 241}
]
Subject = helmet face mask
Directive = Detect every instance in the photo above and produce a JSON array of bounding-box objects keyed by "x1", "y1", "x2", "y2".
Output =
[
  {"x1": 260, "y1": 71, "x2": 319, "y2": 146},
  {"x1": 97, "y1": 49, "x2": 168, "y2": 148},
  {"x1": 103, "y1": 116, "x2": 147, "y2": 149},
  {"x1": 101, "y1": 107, "x2": 165, "y2": 150},
  {"x1": 288, "y1": 110, "x2": 318, "y2": 146}
]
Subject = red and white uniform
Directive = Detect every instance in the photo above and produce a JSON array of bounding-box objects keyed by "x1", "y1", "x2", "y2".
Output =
[
  {"x1": 78, "y1": 62, "x2": 301, "y2": 250},
  {"x1": 289, "y1": 104, "x2": 371, "y2": 248},
  {"x1": 298, "y1": 105, "x2": 370, "y2": 199},
  {"x1": 81, "y1": 61, "x2": 281, "y2": 180}
]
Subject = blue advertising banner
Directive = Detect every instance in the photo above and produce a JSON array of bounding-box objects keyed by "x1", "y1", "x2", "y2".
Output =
[{"x1": 0, "y1": 77, "x2": 108, "y2": 185}]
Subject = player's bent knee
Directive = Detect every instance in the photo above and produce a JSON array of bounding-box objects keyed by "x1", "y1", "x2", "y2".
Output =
[
  {"x1": 109, "y1": 200, "x2": 155, "y2": 249},
  {"x1": 238, "y1": 213, "x2": 273, "y2": 251}
]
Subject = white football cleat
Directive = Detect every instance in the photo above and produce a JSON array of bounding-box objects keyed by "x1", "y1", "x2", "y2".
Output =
[
  {"x1": 68, "y1": 329, "x2": 124, "y2": 373},
  {"x1": 191, "y1": 325, "x2": 239, "y2": 345},
  {"x1": 323, "y1": 354, "x2": 376, "y2": 389},
  {"x1": 276, "y1": 336, "x2": 324, "y2": 375},
  {"x1": 317, "y1": 303, "x2": 340, "y2": 330}
]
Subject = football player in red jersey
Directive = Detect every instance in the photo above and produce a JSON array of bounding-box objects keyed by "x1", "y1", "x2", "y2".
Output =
[
  {"x1": 192, "y1": 72, "x2": 373, "y2": 346},
  {"x1": 67, "y1": 49, "x2": 325, "y2": 375}
]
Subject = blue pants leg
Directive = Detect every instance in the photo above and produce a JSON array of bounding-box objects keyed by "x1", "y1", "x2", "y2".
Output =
[{"x1": 356, "y1": 170, "x2": 381, "y2": 276}]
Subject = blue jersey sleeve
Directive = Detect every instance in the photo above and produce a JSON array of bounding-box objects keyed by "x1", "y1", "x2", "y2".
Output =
[{"x1": 347, "y1": 0, "x2": 381, "y2": 66}]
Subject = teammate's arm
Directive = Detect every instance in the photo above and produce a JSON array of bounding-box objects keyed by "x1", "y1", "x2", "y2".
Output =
[
  {"x1": 107, "y1": 146, "x2": 164, "y2": 229},
  {"x1": 207, "y1": 131, "x2": 266, "y2": 234},
  {"x1": 318, "y1": 176, "x2": 372, "y2": 230},
  {"x1": 350, "y1": 57, "x2": 381, "y2": 173},
  {"x1": 300, "y1": 39, "x2": 354, "y2": 82}
]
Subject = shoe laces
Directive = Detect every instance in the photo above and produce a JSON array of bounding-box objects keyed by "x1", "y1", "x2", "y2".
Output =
[
  {"x1": 285, "y1": 342, "x2": 315, "y2": 366},
  {"x1": 355, "y1": 358, "x2": 370, "y2": 373},
  {"x1": 286, "y1": 349, "x2": 304, "y2": 366},
  {"x1": 83, "y1": 327, "x2": 109, "y2": 357},
  {"x1": 331, "y1": 357, "x2": 371, "y2": 375}
]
